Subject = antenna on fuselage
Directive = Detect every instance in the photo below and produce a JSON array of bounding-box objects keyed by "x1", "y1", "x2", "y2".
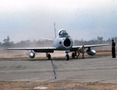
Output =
[{"x1": 54, "y1": 22, "x2": 57, "y2": 38}]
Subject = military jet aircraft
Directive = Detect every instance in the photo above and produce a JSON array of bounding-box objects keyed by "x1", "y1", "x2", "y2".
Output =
[{"x1": 8, "y1": 29, "x2": 108, "y2": 60}]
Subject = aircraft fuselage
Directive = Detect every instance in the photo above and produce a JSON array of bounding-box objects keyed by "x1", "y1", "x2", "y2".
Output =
[{"x1": 53, "y1": 30, "x2": 73, "y2": 50}]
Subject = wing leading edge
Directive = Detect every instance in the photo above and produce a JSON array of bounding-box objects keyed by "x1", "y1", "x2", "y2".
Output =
[
  {"x1": 72, "y1": 44, "x2": 109, "y2": 49},
  {"x1": 7, "y1": 47, "x2": 56, "y2": 53}
]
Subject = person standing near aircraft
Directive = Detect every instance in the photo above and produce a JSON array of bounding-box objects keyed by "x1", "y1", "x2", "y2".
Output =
[
  {"x1": 112, "y1": 39, "x2": 116, "y2": 58},
  {"x1": 82, "y1": 46, "x2": 85, "y2": 59}
]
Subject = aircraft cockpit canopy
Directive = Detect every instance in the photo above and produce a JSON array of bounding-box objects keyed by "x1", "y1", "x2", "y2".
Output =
[{"x1": 58, "y1": 30, "x2": 69, "y2": 37}]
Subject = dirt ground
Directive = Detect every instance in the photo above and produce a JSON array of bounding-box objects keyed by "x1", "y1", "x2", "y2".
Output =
[
  {"x1": 1, "y1": 48, "x2": 117, "y2": 90},
  {"x1": 1, "y1": 81, "x2": 117, "y2": 90}
]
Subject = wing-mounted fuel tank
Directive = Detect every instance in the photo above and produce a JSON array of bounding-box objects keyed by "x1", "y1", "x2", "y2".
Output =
[
  {"x1": 27, "y1": 50, "x2": 35, "y2": 58},
  {"x1": 86, "y1": 47, "x2": 96, "y2": 56}
]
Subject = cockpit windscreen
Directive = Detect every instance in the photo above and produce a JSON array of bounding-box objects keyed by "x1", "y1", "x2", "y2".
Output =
[{"x1": 58, "y1": 30, "x2": 69, "y2": 37}]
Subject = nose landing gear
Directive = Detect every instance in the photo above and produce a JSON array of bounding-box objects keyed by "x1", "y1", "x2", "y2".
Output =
[
  {"x1": 65, "y1": 49, "x2": 70, "y2": 61},
  {"x1": 65, "y1": 53, "x2": 69, "y2": 61}
]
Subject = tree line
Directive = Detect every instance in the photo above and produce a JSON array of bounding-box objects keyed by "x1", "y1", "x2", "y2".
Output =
[{"x1": 0, "y1": 36, "x2": 116, "y2": 48}]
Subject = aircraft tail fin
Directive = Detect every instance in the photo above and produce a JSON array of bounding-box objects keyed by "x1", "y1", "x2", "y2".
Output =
[{"x1": 54, "y1": 22, "x2": 57, "y2": 38}]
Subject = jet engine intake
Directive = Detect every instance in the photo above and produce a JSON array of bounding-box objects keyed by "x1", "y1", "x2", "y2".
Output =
[
  {"x1": 28, "y1": 51, "x2": 35, "y2": 58},
  {"x1": 86, "y1": 48, "x2": 96, "y2": 56},
  {"x1": 64, "y1": 38, "x2": 71, "y2": 47}
]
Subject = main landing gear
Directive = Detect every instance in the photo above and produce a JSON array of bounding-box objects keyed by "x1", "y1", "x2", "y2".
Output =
[
  {"x1": 71, "y1": 47, "x2": 85, "y2": 59},
  {"x1": 46, "y1": 53, "x2": 51, "y2": 60},
  {"x1": 72, "y1": 51, "x2": 80, "y2": 59},
  {"x1": 47, "y1": 52, "x2": 70, "y2": 61}
]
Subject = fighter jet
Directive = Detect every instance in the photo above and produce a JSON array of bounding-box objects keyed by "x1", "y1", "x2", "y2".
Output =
[{"x1": 8, "y1": 29, "x2": 108, "y2": 60}]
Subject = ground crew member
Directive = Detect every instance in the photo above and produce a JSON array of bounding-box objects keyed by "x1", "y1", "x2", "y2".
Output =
[
  {"x1": 112, "y1": 39, "x2": 116, "y2": 58},
  {"x1": 82, "y1": 45, "x2": 85, "y2": 59}
]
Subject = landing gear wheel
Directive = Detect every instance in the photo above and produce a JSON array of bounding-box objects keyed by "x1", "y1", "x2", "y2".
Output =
[
  {"x1": 65, "y1": 54, "x2": 69, "y2": 61},
  {"x1": 47, "y1": 54, "x2": 51, "y2": 60},
  {"x1": 76, "y1": 50, "x2": 80, "y2": 58},
  {"x1": 72, "y1": 52, "x2": 75, "y2": 59}
]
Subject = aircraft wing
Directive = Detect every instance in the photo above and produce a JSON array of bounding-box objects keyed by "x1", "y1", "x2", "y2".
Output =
[
  {"x1": 7, "y1": 44, "x2": 109, "y2": 52},
  {"x1": 72, "y1": 44, "x2": 109, "y2": 50},
  {"x1": 7, "y1": 47, "x2": 56, "y2": 53}
]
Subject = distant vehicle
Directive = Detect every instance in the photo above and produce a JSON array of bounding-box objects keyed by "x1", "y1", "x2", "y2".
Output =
[{"x1": 8, "y1": 29, "x2": 108, "y2": 60}]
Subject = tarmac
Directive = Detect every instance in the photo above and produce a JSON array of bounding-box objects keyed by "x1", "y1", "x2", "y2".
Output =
[{"x1": 0, "y1": 56, "x2": 117, "y2": 83}]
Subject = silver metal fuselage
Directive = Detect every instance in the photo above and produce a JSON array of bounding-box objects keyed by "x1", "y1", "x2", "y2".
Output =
[{"x1": 53, "y1": 35, "x2": 73, "y2": 50}]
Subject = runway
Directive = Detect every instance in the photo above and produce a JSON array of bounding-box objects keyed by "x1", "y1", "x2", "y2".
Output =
[{"x1": 0, "y1": 57, "x2": 117, "y2": 83}]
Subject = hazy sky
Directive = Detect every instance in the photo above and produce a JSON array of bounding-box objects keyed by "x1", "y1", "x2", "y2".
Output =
[{"x1": 0, "y1": 0, "x2": 117, "y2": 42}]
